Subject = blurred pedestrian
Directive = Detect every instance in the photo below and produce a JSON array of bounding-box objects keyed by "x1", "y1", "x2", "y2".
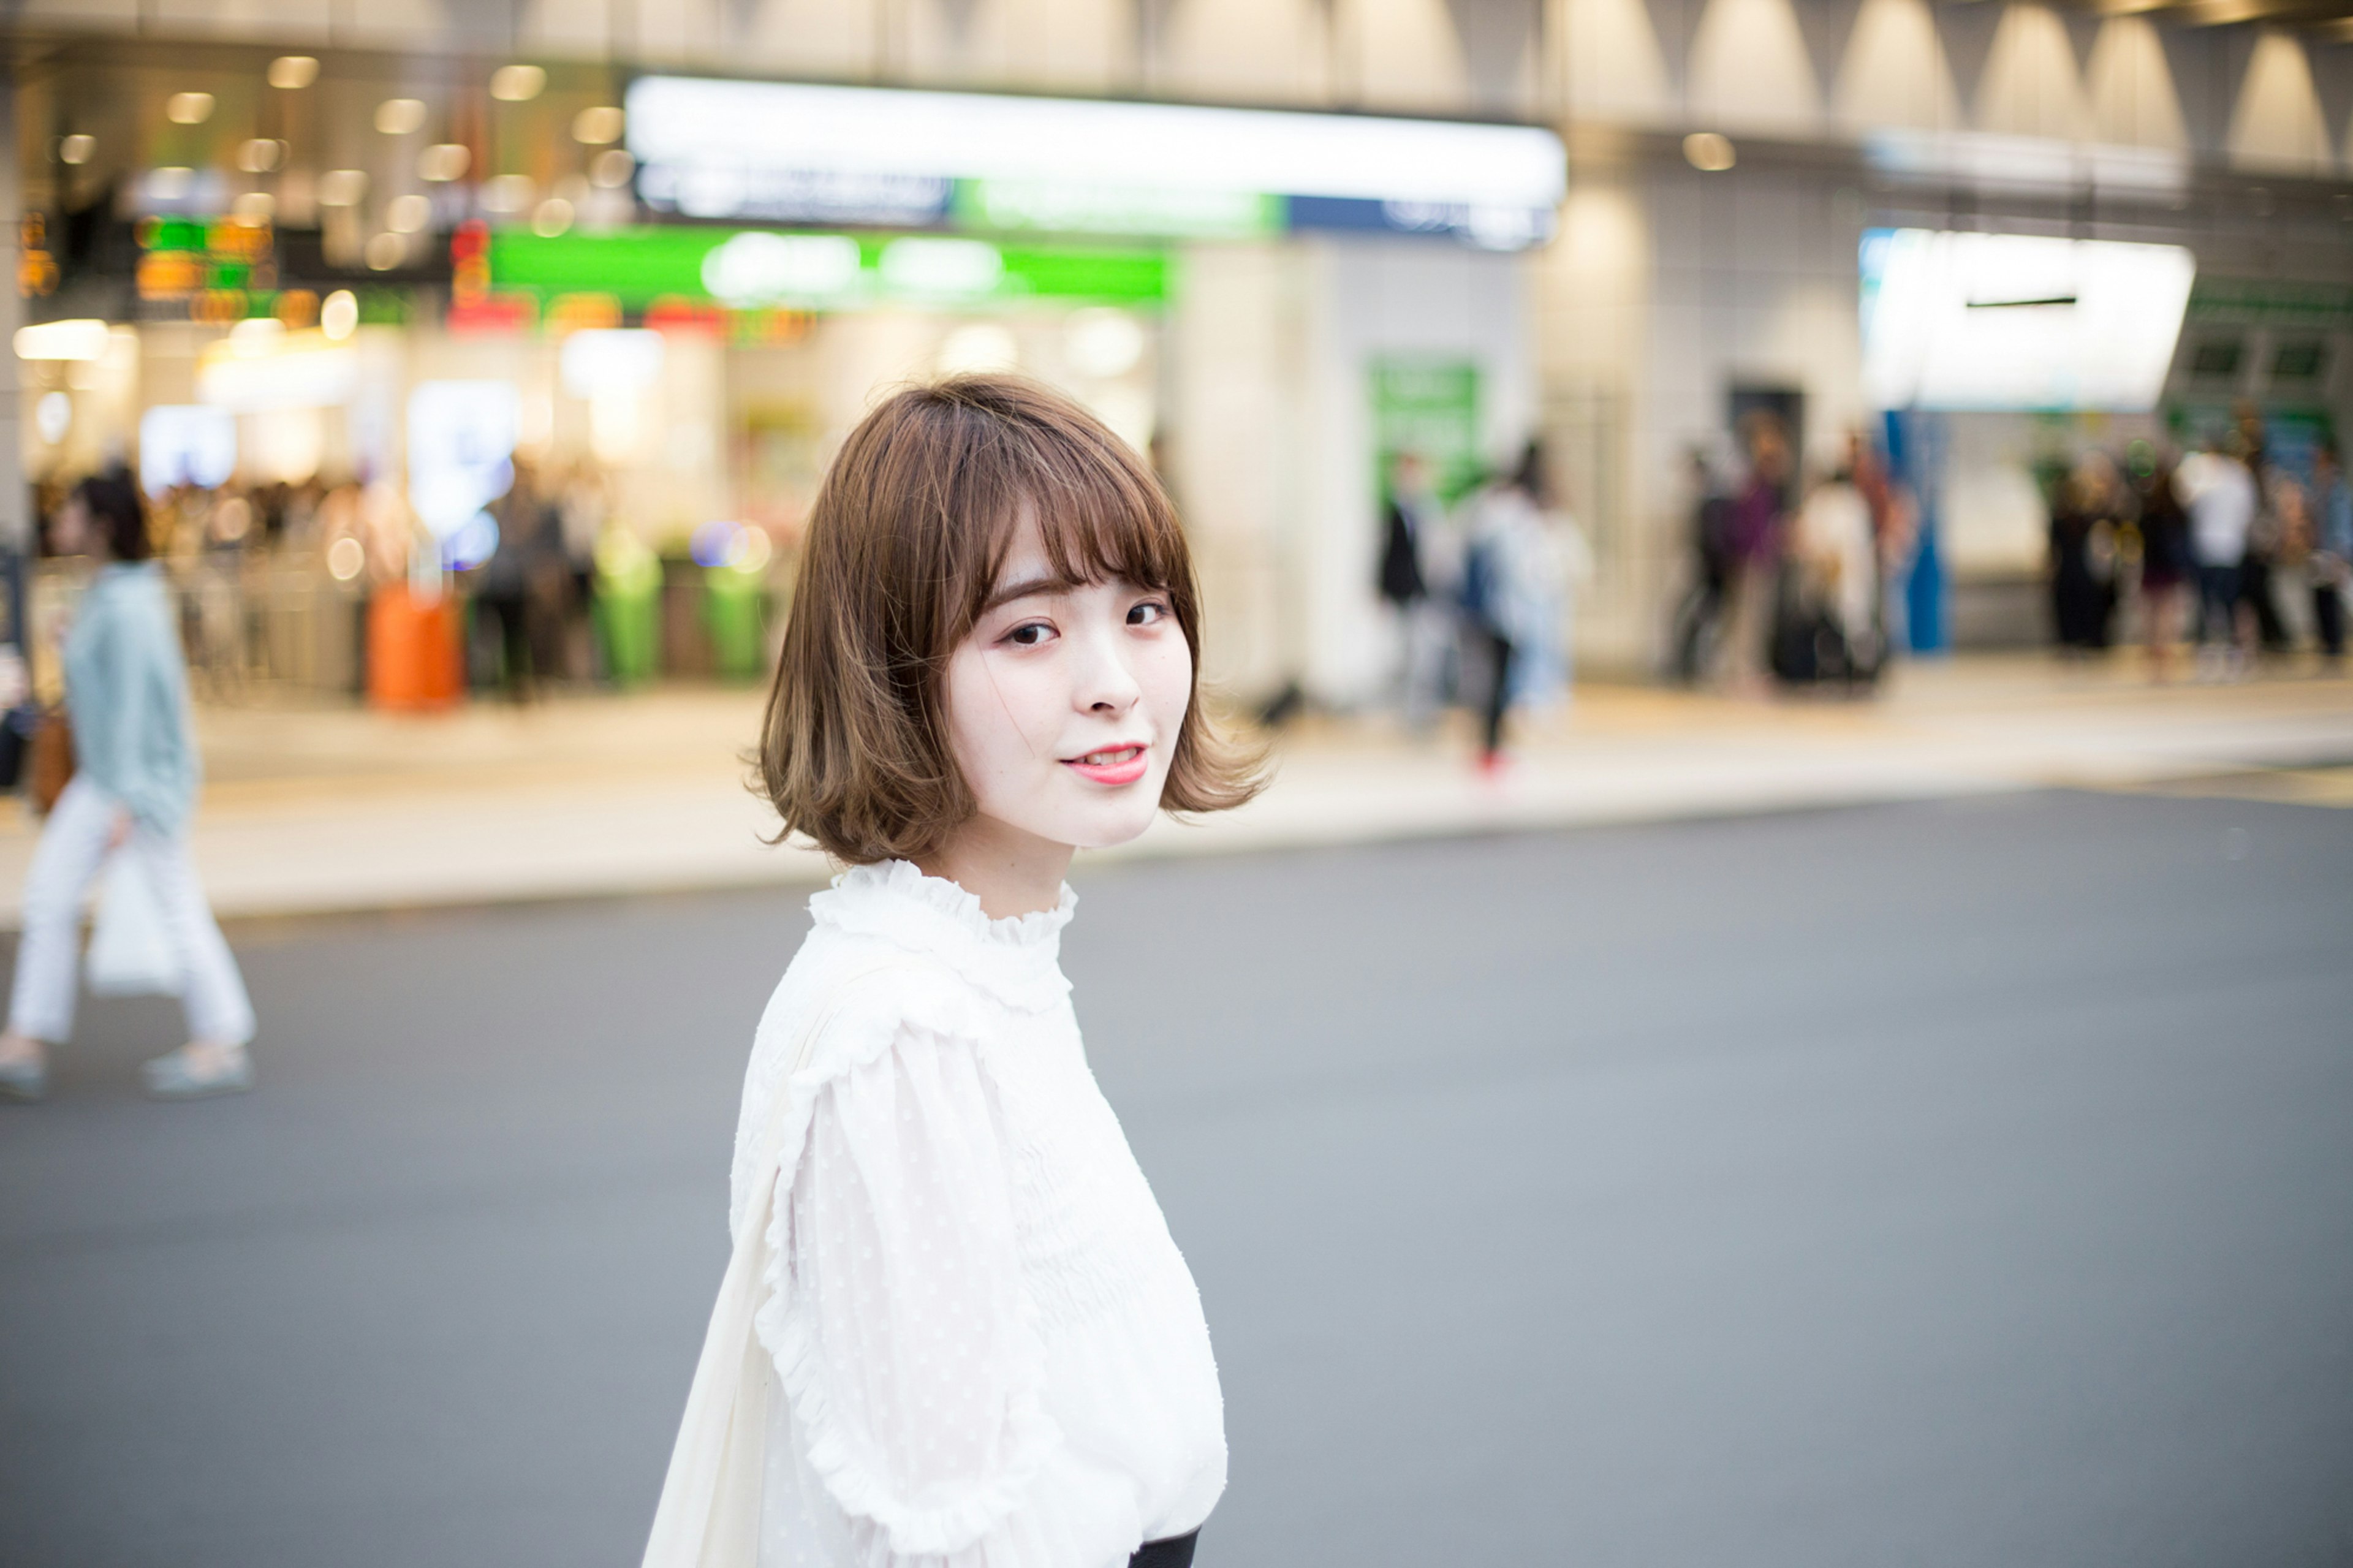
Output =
[
  {"x1": 0, "y1": 473, "x2": 256, "y2": 1102},
  {"x1": 2309, "y1": 439, "x2": 2349, "y2": 667},
  {"x1": 1787, "y1": 461, "x2": 1879, "y2": 683},
  {"x1": 473, "y1": 459, "x2": 561, "y2": 700},
  {"x1": 558, "y1": 463, "x2": 607, "y2": 681},
  {"x1": 1376, "y1": 450, "x2": 1449, "y2": 733},
  {"x1": 1848, "y1": 426, "x2": 1913, "y2": 659},
  {"x1": 1724, "y1": 412, "x2": 1793, "y2": 694},
  {"x1": 2245, "y1": 453, "x2": 2294, "y2": 657},
  {"x1": 2048, "y1": 452, "x2": 2121, "y2": 655},
  {"x1": 1670, "y1": 447, "x2": 1733, "y2": 684},
  {"x1": 1460, "y1": 442, "x2": 1564, "y2": 770},
  {"x1": 2176, "y1": 434, "x2": 2258, "y2": 677},
  {"x1": 642, "y1": 378, "x2": 1251, "y2": 1568},
  {"x1": 2134, "y1": 447, "x2": 2193, "y2": 682}
]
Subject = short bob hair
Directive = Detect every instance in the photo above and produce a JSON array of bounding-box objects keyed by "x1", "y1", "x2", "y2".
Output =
[
  {"x1": 72, "y1": 471, "x2": 153, "y2": 562},
  {"x1": 759, "y1": 374, "x2": 1262, "y2": 864}
]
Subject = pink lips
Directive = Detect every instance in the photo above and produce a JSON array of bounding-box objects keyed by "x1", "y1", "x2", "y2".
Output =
[{"x1": 1063, "y1": 744, "x2": 1150, "y2": 786}]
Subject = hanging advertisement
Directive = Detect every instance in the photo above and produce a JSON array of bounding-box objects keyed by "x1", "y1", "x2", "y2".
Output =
[
  {"x1": 1370, "y1": 358, "x2": 1482, "y2": 506},
  {"x1": 625, "y1": 77, "x2": 1564, "y2": 249}
]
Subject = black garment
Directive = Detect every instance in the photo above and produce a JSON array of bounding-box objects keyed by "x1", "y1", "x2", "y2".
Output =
[
  {"x1": 2135, "y1": 478, "x2": 2191, "y2": 589},
  {"x1": 1377, "y1": 499, "x2": 1427, "y2": 605},
  {"x1": 2314, "y1": 582, "x2": 2346, "y2": 660},
  {"x1": 1131, "y1": 1531, "x2": 1199, "y2": 1567},
  {"x1": 2048, "y1": 507, "x2": 2113, "y2": 650},
  {"x1": 2241, "y1": 554, "x2": 2290, "y2": 651},
  {"x1": 1479, "y1": 626, "x2": 1515, "y2": 757},
  {"x1": 472, "y1": 589, "x2": 533, "y2": 699},
  {"x1": 1672, "y1": 492, "x2": 1734, "y2": 682}
]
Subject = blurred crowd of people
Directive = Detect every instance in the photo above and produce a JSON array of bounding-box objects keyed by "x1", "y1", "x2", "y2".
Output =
[
  {"x1": 1375, "y1": 441, "x2": 1593, "y2": 770},
  {"x1": 1673, "y1": 413, "x2": 1915, "y2": 696},
  {"x1": 29, "y1": 460, "x2": 624, "y2": 701},
  {"x1": 2045, "y1": 412, "x2": 2349, "y2": 681}
]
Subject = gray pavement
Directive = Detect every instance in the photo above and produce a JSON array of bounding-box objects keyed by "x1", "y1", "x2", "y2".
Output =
[{"x1": 2, "y1": 790, "x2": 2350, "y2": 1568}]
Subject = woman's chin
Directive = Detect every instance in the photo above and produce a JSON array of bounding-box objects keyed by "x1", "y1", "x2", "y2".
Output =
[{"x1": 1053, "y1": 794, "x2": 1166, "y2": 852}]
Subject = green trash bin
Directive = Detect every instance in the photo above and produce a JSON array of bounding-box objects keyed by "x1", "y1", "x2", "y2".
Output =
[
  {"x1": 593, "y1": 529, "x2": 662, "y2": 688},
  {"x1": 703, "y1": 561, "x2": 770, "y2": 683}
]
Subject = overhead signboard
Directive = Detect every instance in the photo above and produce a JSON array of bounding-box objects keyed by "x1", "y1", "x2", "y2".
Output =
[
  {"x1": 1860, "y1": 229, "x2": 2195, "y2": 412},
  {"x1": 487, "y1": 227, "x2": 1169, "y2": 309},
  {"x1": 624, "y1": 76, "x2": 1564, "y2": 249}
]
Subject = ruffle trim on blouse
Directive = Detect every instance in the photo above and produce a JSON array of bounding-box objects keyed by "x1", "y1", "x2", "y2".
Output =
[
  {"x1": 750, "y1": 975, "x2": 1064, "y2": 1559},
  {"x1": 808, "y1": 860, "x2": 1075, "y2": 1014}
]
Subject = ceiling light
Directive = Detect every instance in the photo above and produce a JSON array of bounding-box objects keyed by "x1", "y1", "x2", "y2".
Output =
[
  {"x1": 589, "y1": 148, "x2": 635, "y2": 188},
  {"x1": 228, "y1": 317, "x2": 285, "y2": 355},
  {"x1": 58, "y1": 134, "x2": 94, "y2": 165},
  {"x1": 319, "y1": 169, "x2": 368, "y2": 206},
  {"x1": 13, "y1": 320, "x2": 112, "y2": 360},
  {"x1": 1684, "y1": 131, "x2": 1737, "y2": 172},
  {"x1": 237, "y1": 138, "x2": 286, "y2": 174},
  {"x1": 320, "y1": 289, "x2": 359, "y2": 340},
  {"x1": 491, "y1": 64, "x2": 547, "y2": 102},
  {"x1": 419, "y1": 143, "x2": 471, "y2": 182},
  {"x1": 231, "y1": 191, "x2": 276, "y2": 226},
  {"x1": 268, "y1": 56, "x2": 319, "y2": 89},
  {"x1": 165, "y1": 92, "x2": 215, "y2": 125},
  {"x1": 2182, "y1": 0, "x2": 2265, "y2": 21},
  {"x1": 572, "y1": 105, "x2": 624, "y2": 145},
  {"x1": 531, "y1": 197, "x2": 575, "y2": 237},
  {"x1": 375, "y1": 98, "x2": 427, "y2": 136},
  {"x1": 386, "y1": 193, "x2": 431, "y2": 233},
  {"x1": 364, "y1": 232, "x2": 409, "y2": 271}
]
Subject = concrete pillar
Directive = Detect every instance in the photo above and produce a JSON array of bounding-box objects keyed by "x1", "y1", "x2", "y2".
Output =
[{"x1": 0, "y1": 74, "x2": 25, "y2": 556}]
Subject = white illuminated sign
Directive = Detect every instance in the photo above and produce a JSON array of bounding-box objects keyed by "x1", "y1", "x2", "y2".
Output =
[
  {"x1": 559, "y1": 329, "x2": 665, "y2": 398},
  {"x1": 139, "y1": 406, "x2": 237, "y2": 494},
  {"x1": 196, "y1": 331, "x2": 360, "y2": 412},
  {"x1": 1860, "y1": 229, "x2": 2196, "y2": 412},
  {"x1": 407, "y1": 381, "x2": 519, "y2": 539},
  {"x1": 700, "y1": 232, "x2": 863, "y2": 305},
  {"x1": 626, "y1": 76, "x2": 1564, "y2": 245}
]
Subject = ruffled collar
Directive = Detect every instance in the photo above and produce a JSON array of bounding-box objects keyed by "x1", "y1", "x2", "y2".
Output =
[{"x1": 808, "y1": 859, "x2": 1075, "y2": 1012}]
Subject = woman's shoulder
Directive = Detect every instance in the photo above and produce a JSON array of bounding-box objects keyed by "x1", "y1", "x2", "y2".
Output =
[
  {"x1": 756, "y1": 928, "x2": 995, "y2": 1085},
  {"x1": 729, "y1": 928, "x2": 999, "y2": 1226}
]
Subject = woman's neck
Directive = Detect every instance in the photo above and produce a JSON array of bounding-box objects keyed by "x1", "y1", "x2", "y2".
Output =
[{"x1": 915, "y1": 814, "x2": 1074, "y2": 921}]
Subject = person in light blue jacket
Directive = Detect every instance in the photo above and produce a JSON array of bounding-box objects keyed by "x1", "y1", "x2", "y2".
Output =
[{"x1": 0, "y1": 472, "x2": 254, "y2": 1100}]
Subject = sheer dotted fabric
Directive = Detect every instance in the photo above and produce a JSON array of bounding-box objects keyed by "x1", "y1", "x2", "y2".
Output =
[{"x1": 735, "y1": 862, "x2": 1226, "y2": 1568}]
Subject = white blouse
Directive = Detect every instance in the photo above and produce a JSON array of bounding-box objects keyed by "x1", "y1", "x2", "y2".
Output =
[{"x1": 729, "y1": 861, "x2": 1226, "y2": 1568}]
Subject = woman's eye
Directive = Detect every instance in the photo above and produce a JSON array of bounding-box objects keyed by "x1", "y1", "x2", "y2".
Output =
[
  {"x1": 1127, "y1": 599, "x2": 1170, "y2": 626},
  {"x1": 1004, "y1": 621, "x2": 1053, "y2": 648}
]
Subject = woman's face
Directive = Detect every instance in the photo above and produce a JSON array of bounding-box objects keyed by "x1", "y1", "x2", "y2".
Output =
[
  {"x1": 48, "y1": 495, "x2": 95, "y2": 558},
  {"x1": 942, "y1": 519, "x2": 1194, "y2": 855}
]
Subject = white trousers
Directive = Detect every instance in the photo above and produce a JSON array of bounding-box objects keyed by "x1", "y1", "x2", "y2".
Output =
[{"x1": 7, "y1": 776, "x2": 254, "y2": 1047}]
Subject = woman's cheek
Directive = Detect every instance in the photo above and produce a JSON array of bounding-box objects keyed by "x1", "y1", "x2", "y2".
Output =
[{"x1": 1144, "y1": 637, "x2": 1194, "y2": 732}]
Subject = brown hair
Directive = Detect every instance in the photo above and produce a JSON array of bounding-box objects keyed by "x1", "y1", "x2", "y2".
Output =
[{"x1": 759, "y1": 374, "x2": 1263, "y2": 863}]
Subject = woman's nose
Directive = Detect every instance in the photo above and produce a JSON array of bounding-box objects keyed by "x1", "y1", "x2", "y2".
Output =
[{"x1": 1073, "y1": 623, "x2": 1142, "y2": 713}]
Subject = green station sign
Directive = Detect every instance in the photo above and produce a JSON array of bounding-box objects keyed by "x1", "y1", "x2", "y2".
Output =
[{"x1": 487, "y1": 227, "x2": 1170, "y2": 311}]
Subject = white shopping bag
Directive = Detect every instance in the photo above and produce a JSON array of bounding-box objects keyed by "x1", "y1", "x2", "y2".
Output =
[{"x1": 88, "y1": 849, "x2": 184, "y2": 998}]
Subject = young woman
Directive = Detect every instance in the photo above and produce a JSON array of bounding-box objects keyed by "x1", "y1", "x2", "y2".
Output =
[
  {"x1": 642, "y1": 377, "x2": 1260, "y2": 1568},
  {"x1": 0, "y1": 472, "x2": 256, "y2": 1101}
]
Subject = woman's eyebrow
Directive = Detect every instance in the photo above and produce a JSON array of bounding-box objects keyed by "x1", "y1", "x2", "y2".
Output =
[{"x1": 981, "y1": 574, "x2": 1081, "y2": 615}]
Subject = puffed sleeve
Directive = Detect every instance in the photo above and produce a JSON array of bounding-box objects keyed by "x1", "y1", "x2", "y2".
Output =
[{"x1": 766, "y1": 1017, "x2": 1145, "y2": 1568}]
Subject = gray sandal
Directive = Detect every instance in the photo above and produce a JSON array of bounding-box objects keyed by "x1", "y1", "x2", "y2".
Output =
[
  {"x1": 0, "y1": 1054, "x2": 46, "y2": 1102},
  {"x1": 143, "y1": 1044, "x2": 254, "y2": 1100}
]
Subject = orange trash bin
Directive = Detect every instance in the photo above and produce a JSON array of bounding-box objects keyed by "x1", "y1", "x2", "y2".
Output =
[{"x1": 366, "y1": 586, "x2": 463, "y2": 711}]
